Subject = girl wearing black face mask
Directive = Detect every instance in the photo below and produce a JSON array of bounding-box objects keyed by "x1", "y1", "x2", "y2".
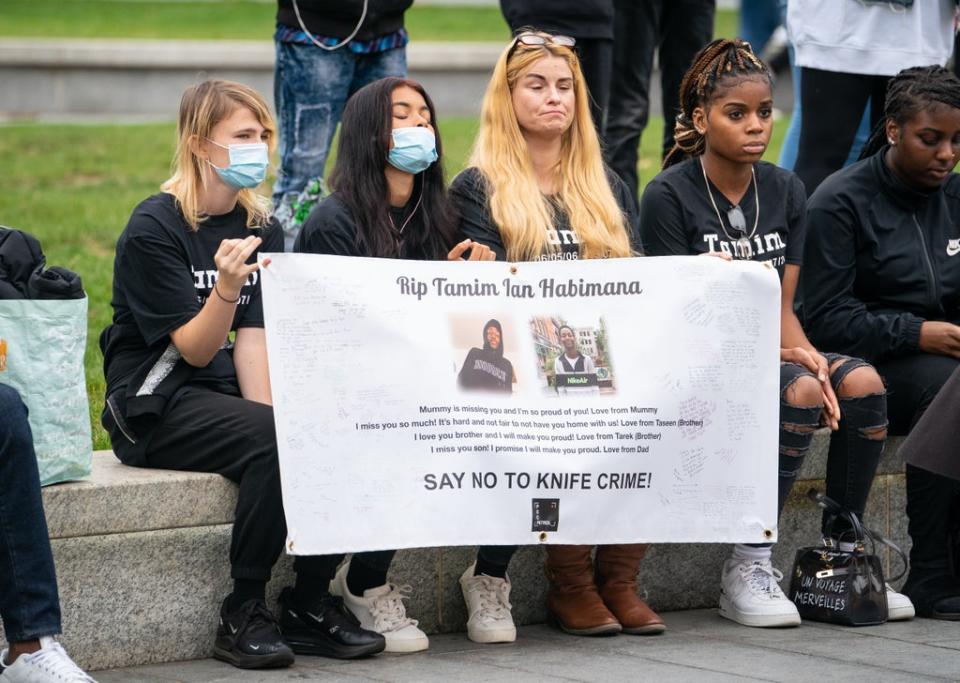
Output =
[{"x1": 804, "y1": 65, "x2": 960, "y2": 621}]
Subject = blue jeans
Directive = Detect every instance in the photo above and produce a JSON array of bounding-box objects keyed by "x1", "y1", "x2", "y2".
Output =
[
  {"x1": 776, "y1": 0, "x2": 869, "y2": 171},
  {"x1": 738, "y1": 0, "x2": 781, "y2": 54},
  {"x1": 273, "y1": 40, "x2": 406, "y2": 236},
  {"x1": 0, "y1": 384, "x2": 60, "y2": 643}
]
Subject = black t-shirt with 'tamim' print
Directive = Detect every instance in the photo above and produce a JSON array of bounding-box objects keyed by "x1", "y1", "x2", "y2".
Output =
[
  {"x1": 639, "y1": 158, "x2": 806, "y2": 280},
  {"x1": 104, "y1": 192, "x2": 283, "y2": 399},
  {"x1": 449, "y1": 166, "x2": 641, "y2": 261}
]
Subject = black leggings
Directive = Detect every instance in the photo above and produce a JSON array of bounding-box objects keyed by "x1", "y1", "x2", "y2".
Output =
[
  {"x1": 793, "y1": 68, "x2": 889, "y2": 194},
  {"x1": 876, "y1": 353, "x2": 960, "y2": 576},
  {"x1": 576, "y1": 38, "x2": 613, "y2": 136},
  {"x1": 106, "y1": 385, "x2": 393, "y2": 586}
]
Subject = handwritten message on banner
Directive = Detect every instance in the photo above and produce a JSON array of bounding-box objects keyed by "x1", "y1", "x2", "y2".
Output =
[{"x1": 261, "y1": 254, "x2": 780, "y2": 555}]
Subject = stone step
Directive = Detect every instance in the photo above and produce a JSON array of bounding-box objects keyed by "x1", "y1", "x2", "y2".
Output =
[
  {"x1": 0, "y1": 37, "x2": 794, "y2": 120},
  {"x1": 3, "y1": 433, "x2": 908, "y2": 671}
]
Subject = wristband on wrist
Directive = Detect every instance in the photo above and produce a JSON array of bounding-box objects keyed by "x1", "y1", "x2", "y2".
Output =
[{"x1": 214, "y1": 281, "x2": 240, "y2": 304}]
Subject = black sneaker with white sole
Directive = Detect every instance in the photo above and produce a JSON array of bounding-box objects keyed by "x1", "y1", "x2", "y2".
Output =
[
  {"x1": 278, "y1": 587, "x2": 386, "y2": 659},
  {"x1": 213, "y1": 597, "x2": 295, "y2": 669}
]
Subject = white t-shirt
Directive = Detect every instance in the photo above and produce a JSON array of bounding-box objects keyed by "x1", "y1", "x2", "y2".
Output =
[{"x1": 787, "y1": 0, "x2": 956, "y2": 76}]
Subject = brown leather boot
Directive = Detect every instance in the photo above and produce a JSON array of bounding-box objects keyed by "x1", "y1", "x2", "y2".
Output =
[
  {"x1": 596, "y1": 544, "x2": 665, "y2": 634},
  {"x1": 545, "y1": 545, "x2": 621, "y2": 636}
]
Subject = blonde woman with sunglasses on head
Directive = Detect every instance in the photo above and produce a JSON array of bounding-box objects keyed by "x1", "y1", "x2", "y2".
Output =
[{"x1": 449, "y1": 30, "x2": 658, "y2": 643}]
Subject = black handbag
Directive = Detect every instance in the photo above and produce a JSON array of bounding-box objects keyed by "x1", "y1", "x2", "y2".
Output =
[{"x1": 788, "y1": 489, "x2": 908, "y2": 626}]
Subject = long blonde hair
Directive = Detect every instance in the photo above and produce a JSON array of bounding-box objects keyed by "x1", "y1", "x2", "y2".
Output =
[
  {"x1": 162, "y1": 79, "x2": 276, "y2": 231},
  {"x1": 469, "y1": 38, "x2": 632, "y2": 261}
]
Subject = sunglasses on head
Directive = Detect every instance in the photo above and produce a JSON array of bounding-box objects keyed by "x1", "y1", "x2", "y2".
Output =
[{"x1": 507, "y1": 32, "x2": 577, "y2": 59}]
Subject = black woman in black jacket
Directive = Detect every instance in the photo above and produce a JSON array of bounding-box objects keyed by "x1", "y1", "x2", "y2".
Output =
[{"x1": 803, "y1": 65, "x2": 960, "y2": 620}]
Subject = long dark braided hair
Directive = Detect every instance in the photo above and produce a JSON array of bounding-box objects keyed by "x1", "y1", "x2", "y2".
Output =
[
  {"x1": 663, "y1": 38, "x2": 773, "y2": 169},
  {"x1": 858, "y1": 65, "x2": 960, "y2": 161}
]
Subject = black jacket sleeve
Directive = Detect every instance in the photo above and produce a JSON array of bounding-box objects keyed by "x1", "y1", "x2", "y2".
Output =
[
  {"x1": 450, "y1": 168, "x2": 508, "y2": 261},
  {"x1": 638, "y1": 177, "x2": 692, "y2": 256},
  {"x1": 802, "y1": 196, "x2": 924, "y2": 363}
]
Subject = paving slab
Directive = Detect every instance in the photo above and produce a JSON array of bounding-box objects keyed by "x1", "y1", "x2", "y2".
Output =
[{"x1": 92, "y1": 611, "x2": 959, "y2": 682}]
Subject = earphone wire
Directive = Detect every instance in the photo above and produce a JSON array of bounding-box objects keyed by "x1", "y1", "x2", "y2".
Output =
[
  {"x1": 291, "y1": 0, "x2": 369, "y2": 52},
  {"x1": 389, "y1": 178, "x2": 425, "y2": 238}
]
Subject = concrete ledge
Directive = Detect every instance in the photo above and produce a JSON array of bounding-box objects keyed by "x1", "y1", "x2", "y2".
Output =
[
  {"x1": 0, "y1": 38, "x2": 502, "y2": 118},
  {"x1": 0, "y1": 37, "x2": 792, "y2": 120},
  {"x1": 0, "y1": 39, "x2": 503, "y2": 71},
  {"x1": 42, "y1": 452, "x2": 237, "y2": 538},
  {"x1": 14, "y1": 434, "x2": 909, "y2": 671}
]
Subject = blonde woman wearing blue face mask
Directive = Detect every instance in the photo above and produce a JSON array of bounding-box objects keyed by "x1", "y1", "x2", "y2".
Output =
[{"x1": 100, "y1": 79, "x2": 388, "y2": 671}]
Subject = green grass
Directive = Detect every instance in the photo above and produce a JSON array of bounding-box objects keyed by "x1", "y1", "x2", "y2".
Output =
[
  {"x1": 0, "y1": 1, "x2": 738, "y2": 42},
  {"x1": 0, "y1": 114, "x2": 786, "y2": 449}
]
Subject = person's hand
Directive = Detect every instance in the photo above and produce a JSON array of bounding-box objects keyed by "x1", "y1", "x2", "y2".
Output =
[
  {"x1": 919, "y1": 321, "x2": 960, "y2": 358},
  {"x1": 214, "y1": 235, "x2": 262, "y2": 299},
  {"x1": 701, "y1": 250, "x2": 732, "y2": 261},
  {"x1": 781, "y1": 347, "x2": 840, "y2": 430},
  {"x1": 447, "y1": 239, "x2": 496, "y2": 261}
]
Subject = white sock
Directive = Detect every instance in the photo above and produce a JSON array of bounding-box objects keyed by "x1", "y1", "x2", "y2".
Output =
[{"x1": 732, "y1": 544, "x2": 773, "y2": 562}]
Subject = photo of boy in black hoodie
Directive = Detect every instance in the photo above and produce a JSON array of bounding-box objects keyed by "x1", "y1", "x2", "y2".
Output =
[{"x1": 457, "y1": 319, "x2": 515, "y2": 393}]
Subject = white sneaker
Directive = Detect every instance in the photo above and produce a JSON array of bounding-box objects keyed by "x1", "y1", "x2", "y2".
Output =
[
  {"x1": 0, "y1": 637, "x2": 96, "y2": 682},
  {"x1": 719, "y1": 558, "x2": 802, "y2": 628},
  {"x1": 459, "y1": 564, "x2": 517, "y2": 644},
  {"x1": 330, "y1": 562, "x2": 429, "y2": 653},
  {"x1": 886, "y1": 584, "x2": 916, "y2": 621}
]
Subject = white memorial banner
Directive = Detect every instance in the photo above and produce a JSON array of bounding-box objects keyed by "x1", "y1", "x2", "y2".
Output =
[{"x1": 261, "y1": 253, "x2": 780, "y2": 555}]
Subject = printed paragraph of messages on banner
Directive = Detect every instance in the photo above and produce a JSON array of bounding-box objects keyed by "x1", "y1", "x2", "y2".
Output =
[{"x1": 260, "y1": 253, "x2": 781, "y2": 555}]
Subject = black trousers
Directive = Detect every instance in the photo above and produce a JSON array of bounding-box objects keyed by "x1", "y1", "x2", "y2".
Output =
[
  {"x1": 107, "y1": 386, "x2": 393, "y2": 584},
  {"x1": 793, "y1": 68, "x2": 889, "y2": 195},
  {"x1": 605, "y1": 0, "x2": 716, "y2": 211},
  {"x1": 875, "y1": 353, "x2": 960, "y2": 576},
  {"x1": 577, "y1": 38, "x2": 614, "y2": 135}
]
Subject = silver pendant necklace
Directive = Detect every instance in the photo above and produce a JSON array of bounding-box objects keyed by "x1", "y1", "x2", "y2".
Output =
[{"x1": 700, "y1": 157, "x2": 759, "y2": 260}]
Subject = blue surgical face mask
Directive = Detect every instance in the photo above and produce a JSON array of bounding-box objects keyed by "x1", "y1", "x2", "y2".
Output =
[
  {"x1": 206, "y1": 139, "x2": 269, "y2": 189},
  {"x1": 387, "y1": 127, "x2": 438, "y2": 174}
]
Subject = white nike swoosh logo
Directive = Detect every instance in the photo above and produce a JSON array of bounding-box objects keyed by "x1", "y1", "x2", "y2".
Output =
[
  {"x1": 948, "y1": 243, "x2": 960, "y2": 256},
  {"x1": 249, "y1": 644, "x2": 261, "y2": 650},
  {"x1": 229, "y1": 624, "x2": 238, "y2": 634}
]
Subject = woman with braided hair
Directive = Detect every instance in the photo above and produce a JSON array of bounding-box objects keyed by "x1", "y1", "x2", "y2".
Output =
[
  {"x1": 803, "y1": 65, "x2": 960, "y2": 620},
  {"x1": 640, "y1": 38, "x2": 910, "y2": 628}
]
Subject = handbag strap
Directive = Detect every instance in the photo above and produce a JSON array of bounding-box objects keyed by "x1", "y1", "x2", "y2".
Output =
[{"x1": 807, "y1": 489, "x2": 909, "y2": 584}]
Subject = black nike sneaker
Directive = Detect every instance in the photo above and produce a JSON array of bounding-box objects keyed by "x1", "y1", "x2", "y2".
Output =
[
  {"x1": 213, "y1": 597, "x2": 295, "y2": 669},
  {"x1": 278, "y1": 587, "x2": 386, "y2": 658}
]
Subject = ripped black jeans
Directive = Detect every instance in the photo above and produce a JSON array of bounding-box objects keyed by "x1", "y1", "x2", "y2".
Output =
[{"x1": 774, "y1": 353, "x2": 887, "y2": 540}]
